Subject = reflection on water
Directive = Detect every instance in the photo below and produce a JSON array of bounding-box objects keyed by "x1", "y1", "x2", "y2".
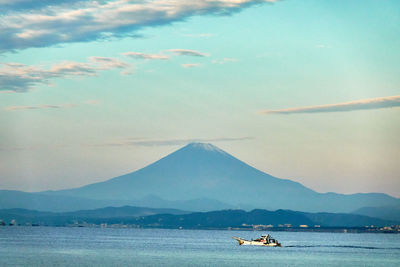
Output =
[{"x1": 0, "y1": 227, "x2": 399, "y2": 266}]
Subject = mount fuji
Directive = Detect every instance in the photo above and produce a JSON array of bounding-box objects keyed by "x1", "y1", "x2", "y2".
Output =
[{"x1": 37, "y1": 143, "x2": 399, "y2": 213}]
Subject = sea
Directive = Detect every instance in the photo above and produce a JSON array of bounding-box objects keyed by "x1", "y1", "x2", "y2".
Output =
[{"x1": 0, "y1": 227, "x2": 399, "y2": 266}]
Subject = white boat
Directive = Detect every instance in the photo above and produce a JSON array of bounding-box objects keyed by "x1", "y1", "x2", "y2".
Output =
[{"x1": 233, "y1": 234, "x2": 281, "y2": 247}]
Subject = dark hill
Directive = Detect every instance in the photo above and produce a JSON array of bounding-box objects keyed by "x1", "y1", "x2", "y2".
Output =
[
  {"x1": 136, "y1": 209, "x2": 396, "y2": 228},
  {"x1": 1, "y1": 207, "x2": 395, "y2": 228}
]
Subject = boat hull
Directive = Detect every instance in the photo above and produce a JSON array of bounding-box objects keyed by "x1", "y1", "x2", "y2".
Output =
[{"x1": 233, "y1": 237, "x2": 281, "y2": 247}]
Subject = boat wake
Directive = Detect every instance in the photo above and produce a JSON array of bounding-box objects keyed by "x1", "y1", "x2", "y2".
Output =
[{"x1": 284, "y1": 245, "x2": 400, "y2": 250}]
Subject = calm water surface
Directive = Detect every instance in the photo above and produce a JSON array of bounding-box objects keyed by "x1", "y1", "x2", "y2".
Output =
[{"x1": 0, "y1": 227, "x2": 399, "y2": 266}]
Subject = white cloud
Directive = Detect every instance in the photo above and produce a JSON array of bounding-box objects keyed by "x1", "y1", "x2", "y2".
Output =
[
  {"x1": 262, "y1": 95, "x2": 400, "y2": 114},
  {"x1": 122, "y1": 52, "x2": 169, "y2": 60},
  {"x1": 181, "y1": 63, "x2": 201, "y2": 68},
  {"x1": 89, "y1": 56, "x2": 130, "y2": 68},
  {"x1": 0, "y1": 0, "x2": 279, "y2": 52},
  {"x1": 0, "y1": 57, "x2": 130, "y2": 92},
  {"x1": 169, "y1": 49, "x2": 209, "y2": 57}
]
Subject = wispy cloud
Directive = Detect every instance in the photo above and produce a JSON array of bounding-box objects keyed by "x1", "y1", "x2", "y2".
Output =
[
  {"x1": 4, "y1": 100, "x2": 101, "y2": 111},
  {"x1": 85, "y1": 99, "x2": 101, "y2": 105},
  {"x1": 97, "y1": 137, "x2": 254, "y2": 147},
  {"x1": 181, "y1": 63, "x2": 201, "y2": 68},
  {"x1": 262, "y1": 95, "x2": 400, "y2": 115},
  {"x1": 169, "y1": 49, "x2": 209, "y2": 57},
  {"x1": 4, "y1": 103, "x2": 76, "y2": 111},
  {"x1": 315, "y1": 44, "x2": 332, "y2": 49},
  {"x1": 0, "y1": 0, "x2": 279, "y2": 52},
  {"x1": 0, "y1": 57, "x2": 130, "y2": 92},
  {"x1": 89, "y1": 56, "x2": 130, "y2": 68},
  {"x1": 122, "y1": 52, "x2": 169, "y2": 60},
  {"x1": 212, "y1": 58, "x2": 238, "y2": 64}
]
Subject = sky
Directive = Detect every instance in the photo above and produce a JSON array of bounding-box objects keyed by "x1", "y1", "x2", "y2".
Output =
[{"x1": 0, "y1": 0, "x2": 399, "y2": 197}]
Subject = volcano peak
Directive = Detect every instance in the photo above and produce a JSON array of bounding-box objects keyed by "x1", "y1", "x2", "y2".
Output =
[{"x1": 183, "y1": 142, "x2": 227, "y2": 154}]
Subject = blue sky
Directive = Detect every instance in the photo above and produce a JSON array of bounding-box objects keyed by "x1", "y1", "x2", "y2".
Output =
[{"x1": 1, "y1": 0, "x2": 399, "y2": 197}]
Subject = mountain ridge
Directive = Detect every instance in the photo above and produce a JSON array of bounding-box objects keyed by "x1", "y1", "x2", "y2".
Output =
[
  {"x1": 0, "y1": 206, "x2": 397, "y2": 228},
  {"x1": 352, "y1": 205, "x2": 400, "y2": 221}
]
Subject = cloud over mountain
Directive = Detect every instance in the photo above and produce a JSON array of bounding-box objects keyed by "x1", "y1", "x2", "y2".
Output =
[{"x1": 96, "y1": 137, "x2": 253, "y2": 147}]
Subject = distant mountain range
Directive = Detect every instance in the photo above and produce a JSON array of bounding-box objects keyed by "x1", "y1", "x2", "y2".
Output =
[
  {"x1": 1, "y1": 143, "x2": 399, "y2": 219},
  {"x1": 0, "y1": 190, "x2": 233, "y2": 212},
  {"x1": 0, "y1": 206, "x2": 396, "y2": 228}
]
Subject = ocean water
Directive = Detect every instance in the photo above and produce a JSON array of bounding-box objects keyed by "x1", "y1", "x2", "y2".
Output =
[{"x1": 0, "y1": 227, "x2": 399, "y2": 266}]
